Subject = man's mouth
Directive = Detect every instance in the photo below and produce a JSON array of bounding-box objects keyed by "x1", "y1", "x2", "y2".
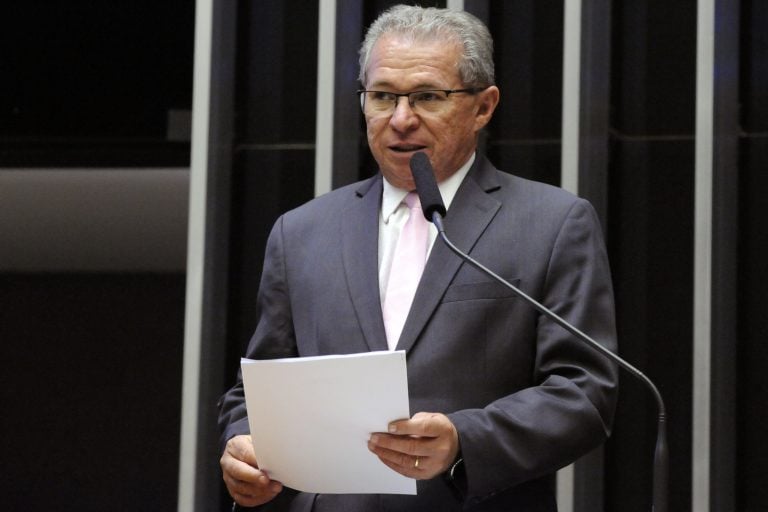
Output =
[{"x1": 389, "y1": 144, "x2": 426, "y2": 153}]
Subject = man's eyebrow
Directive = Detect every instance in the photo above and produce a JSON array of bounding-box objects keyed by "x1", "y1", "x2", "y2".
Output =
[{"x1": 366, "y1": 81, "x2": 443, "y2": 91}]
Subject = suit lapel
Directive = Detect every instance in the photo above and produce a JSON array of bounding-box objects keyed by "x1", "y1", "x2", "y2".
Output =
[
  {"x1": 396, "y1": 156, "x2": 503, "y2": 353},
  {"x1": 341, "y1": 175, "x2": 389, "y2": 352}
]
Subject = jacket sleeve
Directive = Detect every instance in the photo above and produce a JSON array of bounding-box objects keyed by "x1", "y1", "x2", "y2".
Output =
[
  {"x1": 217, "y1": 216, "x2": 299, "y2": 452},
  {"x1": 447, "y1": 198, "x2": 619, "y2": 501}
]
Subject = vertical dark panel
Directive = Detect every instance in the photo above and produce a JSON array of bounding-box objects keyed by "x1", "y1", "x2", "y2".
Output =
[
  {"x1": 485, "y1": 0, "x2": 564, "y2": 186},
  {"x1": 607, "y1": 139, "x2": 694, "y2": 512},
  {"x1": 741, "y1": 1, "x2": 768, "y2": 133},
  {"x1": 194, "y1": 2, "x2": 239, "y2": 510},
  {"x1": 333, "y1": 0, "x2": 366, "y2": 188},
  {"x1": 572, "y1": 3, "x2": 612, "y2": 510},
  {"x1": 464, "y1": 0, "x2": 490, "y2": 22},
  {"x1": 612, "y1": 2, "x2": 696, "y2": 136},
  {"x1": 737, "y1": 136, "x2": 768, "y2": 512},
  {"x1": 710, "y1": 1, "x2": 740, "y2": 510},
  {"x1": 235, "y1": 3, "x2": 317, "y2": 144},
  {"x1": 576, "y1": 0, "x2": 611, "y2": 224},
  {"x1": 228, "y1": 148, "x2": 315, "y2": 360},
  {"x1": 364, "y1": 0, "x2": 445, "y2": 22},
  {"x1": 215, "y1": 4, "x2": 313, "y2": 509},
  {"x1": 227, "y1": 1, "x2": 318, "y2": 384},
  {"x1": 737, "y1": 1, "x2": 768, "y2": 510},
  {"x1": 606, "y1": 1, "x2": 696, "y2": 511}
]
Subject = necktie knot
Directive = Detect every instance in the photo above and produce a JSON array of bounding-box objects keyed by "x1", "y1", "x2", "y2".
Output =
[{"x1": 405, "y1": 191, "x2": 421, "y2": 210}]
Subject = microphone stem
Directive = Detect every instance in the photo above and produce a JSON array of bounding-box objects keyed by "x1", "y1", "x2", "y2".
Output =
[{"x1": 432, "y1": 213, "x2": 668, "y2": 512}]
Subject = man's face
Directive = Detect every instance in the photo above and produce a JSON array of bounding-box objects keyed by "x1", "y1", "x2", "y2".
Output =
[{"x1": 363, "y1": 34, "x2": 499, "y2": 190}]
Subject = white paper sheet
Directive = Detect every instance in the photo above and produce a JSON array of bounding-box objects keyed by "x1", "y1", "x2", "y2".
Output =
[{"x1": 240, "y1": 350, "x2": 416, "y2": 495}]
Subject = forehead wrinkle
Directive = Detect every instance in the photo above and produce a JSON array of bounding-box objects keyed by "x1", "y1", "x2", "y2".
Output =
[
  {"x1": 367, "y1": 80, "x2": 447, "y2": 92},
  {"x1": 366, "y1": 35, "x2": 462, "y2": 89},
  {"x1": 367, "y1": 60, "x2": 459, "y2": 90}
]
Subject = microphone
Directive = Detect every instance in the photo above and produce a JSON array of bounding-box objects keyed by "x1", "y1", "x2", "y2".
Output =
[
  {"x1": 410, "y1": 152, "x2": 447, "y2": 220},
  {"x1": 409, "y1": 152, "x2": 669, "y2": 512}
]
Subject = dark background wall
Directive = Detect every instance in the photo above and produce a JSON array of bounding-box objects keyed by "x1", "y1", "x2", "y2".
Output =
[
  {"x1": 0, "y1": 2, "x2": 193, "y2": 167},
  {"x1": 606, "y1": 2, "x2": 696, "y2": 511},
  {"x1": 737, "y1": 2, "x2": 768, "y2": 509},
  {"x1": 0, "y1": 2, "x2": 193, "y2": 511},
  {"x1": 0, "y1": 275, "x2": 185, "y2": 510},
  {"x1": 2, "y1": 1, "x2": 765, "y2": 511}
]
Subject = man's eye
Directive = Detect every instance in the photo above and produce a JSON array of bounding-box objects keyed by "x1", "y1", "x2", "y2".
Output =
[
  {"x1": 370, "y1": 91, "x2": 396, "y2": 101},
  {"x1": 412, "y1": 92, "x2": 443, "y2": 102}
]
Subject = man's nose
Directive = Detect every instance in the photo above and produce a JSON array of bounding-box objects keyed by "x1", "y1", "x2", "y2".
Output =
[{"x1": 389, "y1": 96, "x2": 419, "y2": 131}]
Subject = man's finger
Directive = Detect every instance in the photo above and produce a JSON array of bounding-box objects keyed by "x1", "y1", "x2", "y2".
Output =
[
  {"x1": 388, "y1": 412, "x2": 449, "y2": 437},
  {"x1": 227, "y1": 435, "x2": 258, "y2": 466},
  {"x1": 369, "y1": 432, "x2": 432, "y2": 457}
]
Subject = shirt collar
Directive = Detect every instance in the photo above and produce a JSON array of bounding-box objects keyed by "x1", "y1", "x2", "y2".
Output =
[{"x1": 381, "y1": 152, "x2": 476, "y2": 224}]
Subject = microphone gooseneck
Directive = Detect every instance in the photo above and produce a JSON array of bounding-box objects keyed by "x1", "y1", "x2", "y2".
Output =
[{"x1": 408, "y1": 152, "x2": 668, "y2": 512}]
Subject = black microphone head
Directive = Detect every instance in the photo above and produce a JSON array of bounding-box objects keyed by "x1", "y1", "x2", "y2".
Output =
[{"x1": 409, "y1": 152, "x2": 447, "y2": 222}]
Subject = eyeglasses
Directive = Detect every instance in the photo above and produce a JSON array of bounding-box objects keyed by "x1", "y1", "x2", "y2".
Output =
[{"x1": 357, "y1": 87, "x2": 487, "y2": 116}]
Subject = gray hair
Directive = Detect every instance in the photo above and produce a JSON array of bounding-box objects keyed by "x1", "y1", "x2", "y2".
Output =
[{"x1": 358, "y1": 5, "x2": 495, "y2": 88}]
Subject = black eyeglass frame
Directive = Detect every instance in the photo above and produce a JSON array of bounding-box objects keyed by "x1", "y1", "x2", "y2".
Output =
[{"x1": 356, "y1": 87, "x2": 489, "y2": 112}]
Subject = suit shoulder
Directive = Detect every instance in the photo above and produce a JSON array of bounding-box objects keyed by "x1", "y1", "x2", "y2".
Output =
[
  {"x1": 496, "y1": 171, "x2": 587, "y2": 211},
  {"x1": 502, "y1": 172, "x2": 573, "y2": 198},
  {"x1": 283, "y1": 176, "x2": 377, "y2": 220}
]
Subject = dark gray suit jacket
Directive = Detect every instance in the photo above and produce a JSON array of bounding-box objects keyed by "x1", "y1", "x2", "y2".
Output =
[{"x1": 218, "y1": 155, "x2": 619, "y2": 511}]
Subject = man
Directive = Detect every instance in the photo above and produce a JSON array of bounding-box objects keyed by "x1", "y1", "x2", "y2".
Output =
[{"x1": 219, "y1": 5, "x2": 618, "y2": 511}]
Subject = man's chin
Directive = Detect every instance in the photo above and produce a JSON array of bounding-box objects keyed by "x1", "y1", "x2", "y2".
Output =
[{"x1": 381, "y1": 170, "x2": 415, "y2": 190}]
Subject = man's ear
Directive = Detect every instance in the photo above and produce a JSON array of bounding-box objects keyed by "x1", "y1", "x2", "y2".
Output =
[{"x1": 473, "y1": 86, "x2": 500, "y2": 132}]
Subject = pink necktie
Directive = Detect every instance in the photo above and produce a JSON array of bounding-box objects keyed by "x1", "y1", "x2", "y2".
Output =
[{"x1": 383, "y1": 192, "x2": 429, "y2": 350}]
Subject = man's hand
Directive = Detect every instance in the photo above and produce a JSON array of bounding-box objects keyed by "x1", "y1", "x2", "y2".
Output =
[
  {"x1": 220, "y1": 435, "x2": 283, "y2": 508},
  {"x1": 367, "y1": 412, "x2": 460, "y2": 480}
]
